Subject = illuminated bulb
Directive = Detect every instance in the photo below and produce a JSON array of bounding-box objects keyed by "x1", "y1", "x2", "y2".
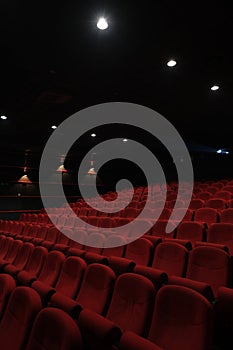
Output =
[
  {"x1": 51, "y1": 125, "x2": 57, "y2": 129},
  {"x1": 97, "y1": 17, "x2": 108, "y2": 30},
  {"x1": 211, "y1": 85, "x2": 219, "y2": 91},
  {"x1": 217, "y1": 149, "x2": 222, "y2": 154},
  {"x1": 1, "y1": 115, "x2": 7, "y2": 120},
  {"x1": 123, "y1": 138, "x2": 128, "y2": 142},
  {"x1": 91, "y1": 133, "x2": 96, "y2": 137},
  {"x1": 167, "y1": 59, "x2": 177, "y2": 67}
]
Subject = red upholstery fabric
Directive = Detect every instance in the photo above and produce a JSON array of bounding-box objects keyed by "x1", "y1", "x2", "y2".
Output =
[
  {"x1": 17, "y1": 246, "x2": 48, "y2": 285},
  {"x1": 133, "y1": 265, "x2": 168, "y2": 290},
  {"x1": 0, "y1": 274, "x2": 16, "y2": 320},
  {"x1": 50, "y1": 263, "x2": 115, "y2": 316},
  {"x1": 125, "y1": 238, "x2": 153, "y2": 266},
  {"x1": 152, "y1": 242, "x2": 188, "y2": 277},
  {"x1": 151, "y1": 220, "x2": 175, "y2": 238},
  {"x1": 25, "y1": 308, "x2": 82, "y2": 350},
  {"x1": 148, "y1": 285, "x2": 213, "y2": 350},
  {"x1": 31, "y1": 250, "x2": 65, "y2": 294},
  {"x1": 106, "y1": 273, "x2": 155, "y2": 336},
  {"x1": 176, "y1": 221, "x2": 205, "y2": 242},
  {"x1": 194, "y1": 208, "x2": 219, "y2": 226},
  {"x1": 220, "y1": 208, "x2": 233, "y2": 223},
  {"x1": 0, "y1": 287, "x2": 42, "y2": 350},
  {"x1": 121, "y1": 331, "x2": 164, "y2": 350},
  {"x1": 3, "y1": 242, "x2": 34, "y2": 275},
  {"x1": 187, "y1": 246, "x2": 232, "y2": 296},
  {"x1": 107, "y1": 256, "x2": 135, "y2": 276},
  {"x1": 207, "y1": 223, "x2": 233, "y2": 254}
]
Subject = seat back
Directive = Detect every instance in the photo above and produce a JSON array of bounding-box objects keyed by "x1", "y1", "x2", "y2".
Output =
[
  {"x1": 207, "y1": 223, "x2": 233, "y2": 255},
  {"x1": 125, "y1": 238, "x2": 153, "y2": 266},
  {"x1": 148, "y1": 285, "x2": 213, "y2": 350},
  {"x1": 55, "y1": 256, "x2": 86, "y2": 298},
  {"x1": 187, "y1": 246, "x2": 232, "y2": 296},
  {"x1": 176, "y1": 221, "x2": 205, "y2": 242},
  {"x1": 76, "y1": 263, "x2": 115, "y2": 315},
  {"x1": 37, "y1": 251, "x2": 65, "y2": 286},
  {"x1": 0, "y1": 287, "x2": 42, "y2": 350},
  {"x1": 152, "y1": 242, "x2": 188, "y2": 277},
  {"x1": 107, "y1": 273, "x2": 155, "y2": 336}
]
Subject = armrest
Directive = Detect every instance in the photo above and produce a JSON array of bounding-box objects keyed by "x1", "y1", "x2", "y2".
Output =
[
  {"x1": 31, "y1": 280, "x2": 56, "y2": 301},
  {"x1": 17, "y1": 270, "x2": 37, "y2": 286},
  {"x1": 134, "y1": 265, "x2": 168, "y2": 290},
  {"x1": 121, "y1": 331, "x2": 164, "y2": 350},
  {"x1": 78, "y1": 309, "x2": 122, "y2": 347},
  {"x1": 49, "y1": 292, "x2": 82, "y2": 317},
  {"x1": 168, "y1": 276, "x2": 215, "y2": 302}
]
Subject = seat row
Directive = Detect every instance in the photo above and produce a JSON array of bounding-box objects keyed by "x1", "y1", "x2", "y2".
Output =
[
  {"x1": 0, "y1": 233, "x2": 232, "y2": 302},
  {"x1": 2, "y1": 218, "x2": 233, "y2": 256},
  {"x1": 1, "y1": 262, "x2": 233, "y2": 350},
  {"x1": 18, "y1": 206, "x2": 233, "y2": 229}
]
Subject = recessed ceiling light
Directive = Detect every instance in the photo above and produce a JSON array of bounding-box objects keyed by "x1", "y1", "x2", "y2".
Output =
[
  {"x1": 167, "y1": 59, "x2": 177, "y2": 67},
  {"x1": 1, "y1": 115, "x2": 7, "y2": 120},
  {"x1": 91, "y1": 133, "x2": 96, "y2": 137},
  {"x1": 51, "y1": 125, "x2": 57, "y2": 129},
  {"x1": 211, "y1": 85, "x2": 219, "y2": 91},
  {"x1": 123, "y1": 138, "x2": 128, "y2": 142},
  {"x1": 97, "y1": 17, "x2": 108, "y2": 30}
]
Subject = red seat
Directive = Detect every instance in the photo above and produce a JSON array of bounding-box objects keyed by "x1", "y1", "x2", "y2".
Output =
[
  {"x1": 125, "y1": 238, "x2": 154, "y2": 266},
  {"x1": 147, "y1": 285, "x2": 213, "y2": 350},
  {"x1": 187, "y1": 246, "x2": 231, "y2": 296},
  {"x1": 206, "y1": 198, "x2": 227, "y2": 211},
  {"x1": 188, "y1": 199, "x2": 205, "y2": 210},
  {"x1": 0, "y1": 274, "x2": 16, "y2": 320},
  {"x1": 17, "y1": 247, "x2": 48, "y2": 285},
  {"x1": 34, "y1": 256, "x2": 87, "y2": 301},
  {"x1": 3, "y1": 242, "x2": 34, "y2": 276},
  {"x1": 102, "y1": 235, "x2": 126, "y2": 257},
  {"x1": 152, "y1": 241, "x2": 188, "y2": 277},
  {"x1": 194, "y1": 208, "x2": 219, "y2": 226},
  {"x1": 41, "y1": 227, "x2": 60, "y2": 250},
  {"x1": 0, "y1": 239, "x2": 23, "y2": 269},
  {"x1": 25, "y1": 308, "x2": 83, "y2": 350},
  {"x1": 78, "y1": 273, "x2": 156, "y2": 349},
  {"x1": 0, "y1": 286, "x2": 42, "y2": 350},
  {"x1": 151, "y1": 220, "x2": 175, "y2": 238},
  {"x1": 120, "y1": 331, "x2": 163, "y2": 350},
  {"x1": 207, "y1": 223, "x2": 233, "y2": 255},
  {"x1": 176, "y1": 221, "x2": 205, "y2": 242},
  {"x1": 31, "y1": 251, "x2": 65, "y2": 295},
  {"x1": 50, "y1": 263, "x2": 115, "y2": 317},
  {"x1": 220, "y1": 208, "x2": 233, "y2": 223}
]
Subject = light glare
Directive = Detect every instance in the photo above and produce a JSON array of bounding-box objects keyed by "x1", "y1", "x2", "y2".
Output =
[
  {"x1": 1, "y1": 115, "x2": 7, "y2": 120},
  {"x1": 97, "y1": 17, "x2": 108, "y2": 30},
  {"x1": 51, "y1": 125, "x2": 57, "y2": 129},
  {"x1": 167, "y1": 59, "x2": 177, "y2": 67},
  {"x1": 211, "y1": 85, "x2": 219, "y2": 91}
]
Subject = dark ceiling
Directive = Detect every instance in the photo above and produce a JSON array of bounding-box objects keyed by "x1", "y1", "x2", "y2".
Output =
[{"x1": 0, "y1": 0, "x2": 233, "y2": 173}]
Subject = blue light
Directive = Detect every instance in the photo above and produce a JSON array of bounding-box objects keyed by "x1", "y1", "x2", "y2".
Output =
[{"x1": 217, "y1": 149, "x2": 230, "y2": 155}]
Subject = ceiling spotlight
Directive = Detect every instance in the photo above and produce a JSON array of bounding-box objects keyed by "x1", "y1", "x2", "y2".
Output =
[
  {"x1": 217, "y1": 149, "x2": 229, "y2": 155},
  {"x1": 211, "y1": 85, "x2": 219, "y2": 91},
  {"x1": 1, "y1": 115, "x2": 7, "y2": 120},
  {"x1": 51, "y1": 125, "x2": 57, "y2": 129},
  {"x1": 123, "y1": 138, "x2": 128, "y2": 142},
  {"x1": 91, "y1": 133, "x2": 96, "y2": 137},
  {"x1": 167, "y1": 59, "x2": 177, "y2": 67},
  {"x1": 97, "y1": 17, "x2": 108, "y2": 30}
]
